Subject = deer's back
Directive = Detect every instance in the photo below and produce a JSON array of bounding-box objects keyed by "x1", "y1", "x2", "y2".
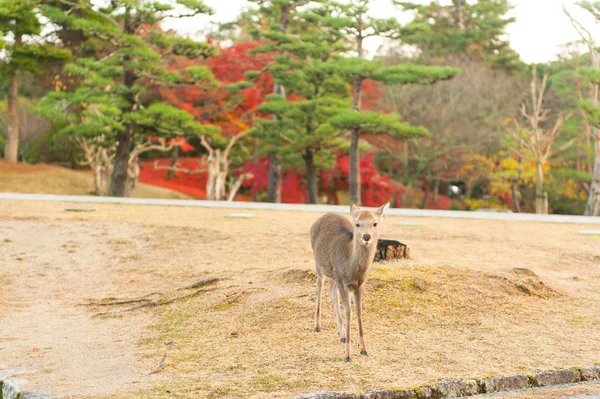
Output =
[{"x1": 310, "y1": 213, "x2": 353, "y2": 278}]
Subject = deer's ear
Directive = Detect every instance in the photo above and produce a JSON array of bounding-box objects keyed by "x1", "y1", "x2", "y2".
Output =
[
  {"x1": 350, "y1": 204, "x2": 361, "y2": 219},
  {"x1": 377, "y1": 202, "x2": 390, "y2": 219}
]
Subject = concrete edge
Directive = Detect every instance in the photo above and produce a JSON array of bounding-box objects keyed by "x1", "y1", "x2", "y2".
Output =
[
  {"x1": 1, "y1": 379, "x2": 61, "y2": 399},
  {"x1": 294, "y1": 366, "x2": 600, "y2": 399},
  {"x1": 1, "y1": 192, "x2": 600, "y2": 225}
]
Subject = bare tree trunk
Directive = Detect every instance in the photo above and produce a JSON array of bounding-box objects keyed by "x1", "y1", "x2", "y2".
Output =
[
  {"x1": 576, "y1": 77, "x2": 593, "y2": 173},
  {"x1": 4, "y1": 70, "x2": 20, "y2": 163},
  {"x1": 585, "y1": 131, "x2": 600, "y2": 216},
  {"x1": 349, "y1": 19, "x2": 365, "y2": 206},
  {"x1": 166, "y1": 146, "x2": 179, "y2": 180},
  {"x1": 402, "y1": 142, "x2": 409, "y2": 186},
  {"x1": 511, "y1": 182, "x2": 521, "y2": 213},
  {"x1": 420, "y1": 181, "x2": 430, "y2": 209},
  {"x1": 535, "y1": 158, "x2": 545, "y2": 214},
  {"x1": 266, "y1": 152, "x2": 281, "y2": 203},
  {"x1": 349, "y1": 127, "x2": 361, "y2": 205},
  {"x1": 433, "y1": 178, "x2": 440, "y2": 202},
  {"x1": 227, "y1": 173, "x2": 252, "y2": 202},
  {"x1": 305, "y1": 149, "x2": 318, "y2": 204}
]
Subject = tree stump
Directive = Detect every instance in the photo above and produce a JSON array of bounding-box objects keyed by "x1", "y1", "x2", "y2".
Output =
[{"x1": 374, "y1": 239, "x2": 410, "y2": 262}]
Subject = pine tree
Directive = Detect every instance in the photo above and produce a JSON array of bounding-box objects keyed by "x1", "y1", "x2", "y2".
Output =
[
  {"x1": 38, "y1": 0, "x2": 219, "y2": 197},
  {"x1": 0, "y1": 0, "x2": 70, "y2": 162},
  {"x1": 395, "y1": 0, "x2": 523, "y2": 71},
  {"x1": 248, "y1": 0, "x2": 321, "y2": 203},
  {"x1": 327, "y1": 0, "x2": 459, "y2": 205},
  {"x1": 251, "y1": 3, "x2": 350, "y2": 204}
]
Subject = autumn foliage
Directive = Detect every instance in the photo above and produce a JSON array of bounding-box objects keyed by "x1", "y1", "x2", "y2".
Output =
[{"x1": 145, "y1": 42, "x2": 411, "y2": 205}]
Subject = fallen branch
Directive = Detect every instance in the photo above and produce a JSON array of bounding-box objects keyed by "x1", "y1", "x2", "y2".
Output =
[
  {"x1": 152, "y1": 160, "x2": 208, "y2": 175},
  {"x1": 176, "y1": 276, "x2": 221, "y2": 291},
  {"x1": 86, "y1": 276, "x2": 224, "y2": 318},
  {"x1": 149, "y1": 340, "x2": 176, "y2": 375},
  {"x1": 91, "y1": 288, "x2": 212, "y2": 318}
]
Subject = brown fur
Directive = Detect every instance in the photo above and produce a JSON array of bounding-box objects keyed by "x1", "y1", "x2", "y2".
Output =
[{"x1": 310, "y1": 202, "x2": 389, "y2": 362}]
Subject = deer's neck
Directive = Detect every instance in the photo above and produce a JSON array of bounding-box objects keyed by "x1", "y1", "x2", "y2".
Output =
[{"x1": 351, "y1": 239, "x2": 376, "y2": 278}]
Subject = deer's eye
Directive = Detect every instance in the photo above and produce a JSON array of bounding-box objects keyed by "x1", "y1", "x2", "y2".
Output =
[
  {"x1": 374, "y1": 223, "x2": 378, "y2": 227},
  {"x1": 355, "y1": 223, "x2": 360, "y2": 227}
]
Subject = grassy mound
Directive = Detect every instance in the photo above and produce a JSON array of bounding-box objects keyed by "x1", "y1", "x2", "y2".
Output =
[{"x1": 0, "y1": 161, "x2": 189, "y2": 199}]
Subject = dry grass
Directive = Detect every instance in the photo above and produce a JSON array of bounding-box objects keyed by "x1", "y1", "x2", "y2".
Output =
[
  {"x1": 1, "y1": 199, "x2": 600, "y2": 399},
  {"x1": 0, "y1": 160, "x2": 189, "y2": 199}
]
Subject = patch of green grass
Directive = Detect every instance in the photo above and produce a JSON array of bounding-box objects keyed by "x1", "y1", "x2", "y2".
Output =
[{"x1": 121, "y1": 253, "x2": 142, "y2": 262}]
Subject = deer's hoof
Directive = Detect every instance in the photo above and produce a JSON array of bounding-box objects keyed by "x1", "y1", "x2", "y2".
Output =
[
  {"x1": 344, "y1": 357, "x2": 351, "y2": 363},
  {"x1": 360, "y1": 350, "x2": 368, "y2": 356},
  {"x1": 340, "y1": 338, "x2": 346, "y2": 343},
  {"x1": 314, "y1": 327, "x2": 320, "y2": 332}
]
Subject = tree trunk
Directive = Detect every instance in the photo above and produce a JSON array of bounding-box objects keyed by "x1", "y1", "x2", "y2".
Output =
[
  {"x1": 420, "y1": 181, "x2": 430, "y2": 209},
  {"x1": 511, "y1": 182, "x2": 520, "y2": 213},
  {"x1": 266, "y1": 152, "x2": 281, "y2": 203},
  {"x1": 535, "y1": 158, "x2": 545, "y2": 214},
  {"x1": 109, "y1": 128, "x2": 132, "y2": 196},
  {"x1": 349, "y1": 129, "x2": 361, "y2": 205},
  {"x1": 402, "y1": 142, "x2": 409, "y2": 186},
  {"x1": 4, "y1": 70, "x2": 20, "y2": 163},
  {"x1": 584, "y1": 131, "x2": 600, "y2": 216},
  {"x1": 109, "y1": 63, "x2": 136, "y2": 197},
  {"x1": 433, "y1": 178, "x2": 440, "y2": 201},
  {"x1": 166, "y1": 146, "x2": 179, "y2": 180},
  {"x1": 349, "y1": 75, "x2": 363, "y2": 206},
  {"x1": 452, "y1": 0, "x2": 465, "y2": 29},
  {"x1": 265, "y1": 8, "x2": 293, "y2": 204},
  {"x1": 305, "y1": 150, "x2": 318, "y2": 205}
]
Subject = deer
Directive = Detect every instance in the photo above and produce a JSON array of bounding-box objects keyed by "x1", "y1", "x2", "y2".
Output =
[{"x1": 310, "y1": 202, "x2": 389, "y2": 362}]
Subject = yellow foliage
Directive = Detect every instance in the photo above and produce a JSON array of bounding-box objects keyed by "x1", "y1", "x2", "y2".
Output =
[
  {"x1": 553, "y1": 178, "x2": 588, "y2": 201},
  {"x1": 464, "y1": 197, "x2": 504, "y2": 211}
]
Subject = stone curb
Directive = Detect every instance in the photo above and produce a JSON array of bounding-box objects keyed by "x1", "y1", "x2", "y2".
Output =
[
  {"x1": 294, "y1": 366, "x2": 600, "y2": 399},
  {"x1": 0, "y1": 378, "x2": 59, "y2": 399}
]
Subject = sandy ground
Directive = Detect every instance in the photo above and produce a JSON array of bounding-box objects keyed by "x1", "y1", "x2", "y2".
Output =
[
  {"x1": 0, "y1": 218, "x2": 163, "y2": 396},
  {"x1": 1, "y1": 199, "x2": 600, "y2": 398}
]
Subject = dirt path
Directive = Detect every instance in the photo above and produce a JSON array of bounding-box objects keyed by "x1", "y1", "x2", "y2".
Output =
[{"x1": 0, "y1": 219, "x2": 159, "y2": 396}]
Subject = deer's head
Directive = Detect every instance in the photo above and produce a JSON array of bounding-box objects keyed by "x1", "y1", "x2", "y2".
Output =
[{"x1": 350, "y1": 203, "x2": 389, "y2": 246}]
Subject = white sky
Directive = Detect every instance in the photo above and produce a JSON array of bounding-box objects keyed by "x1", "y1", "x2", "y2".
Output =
[{"x1": 162, "y1": 0, "x2": 600, "y2": 64}]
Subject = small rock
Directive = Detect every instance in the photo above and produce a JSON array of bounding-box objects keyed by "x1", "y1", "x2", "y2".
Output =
[
  {"x1": 20, "y1": 392, "x2": 59, "y2": 399},
  {"x1": 479, "y1": 375, "x2": 530, "y2": 393},
  {"x1": 295, "y1": 392, "x2": 360, "y2": 399},
  {"x1": 437, "y1": 380, "x2": 479, "y2": 397},
  {"x1": 532, "y1": 369, "x2": 579, "y2": 387},
  {"x1": 364, "y1": 389, "x2": 417, "y2": 399},
  {"x1": 415, "y1": 386, "x2": 436, "y2": 399},
  {"x1": 3, "y1": 238, "x2": 13, "y2": 243},
  {"x1": 579, "y1": 366, "x2": 600, "y2": 381}
]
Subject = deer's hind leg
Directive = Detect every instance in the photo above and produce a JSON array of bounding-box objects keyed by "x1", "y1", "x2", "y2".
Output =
[
  {"x1": 354, "y1": 288, "x2": 367, "y2": 355},
  {"x1": 314, "y1": 274, "x2": 324, "y2": 332},
  {"x1": 330, "y1": 281, "x2": 345, "y2": 343}
]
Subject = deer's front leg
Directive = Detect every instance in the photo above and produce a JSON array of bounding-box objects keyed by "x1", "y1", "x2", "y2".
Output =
[
  {"x1": 354, "y1": 288, "x2": 367, "y2": 355},
  {"x1": 314, "y1": 275, "x2": 323, "y2": 332},
  {"x1": 339, "y1": 286, "x2": 352, "y2": 362}
]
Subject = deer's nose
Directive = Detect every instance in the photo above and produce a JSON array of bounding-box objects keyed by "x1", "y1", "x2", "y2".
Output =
[{"x1": 363, "y1": 234, "x2": 371, "y2": 242}]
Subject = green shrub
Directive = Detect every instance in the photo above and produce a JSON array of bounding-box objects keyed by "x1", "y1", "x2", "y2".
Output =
[{"x1": 28, "y1": 122, "x2": 82, "y2": 167}]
